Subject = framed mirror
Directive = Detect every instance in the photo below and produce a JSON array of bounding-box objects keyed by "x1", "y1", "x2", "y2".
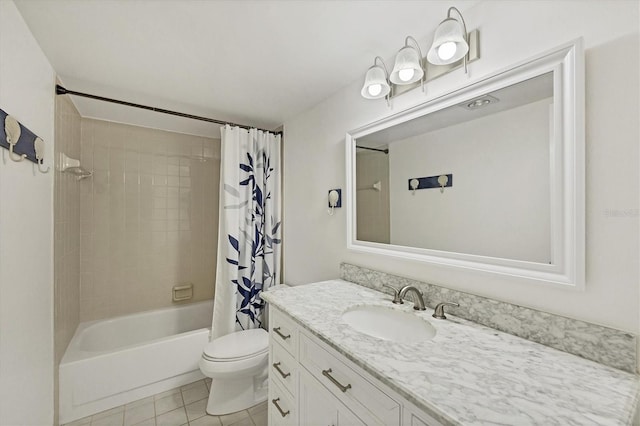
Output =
[{"x1": 346, "y1": 40, "x2": 584, "y2": 288}]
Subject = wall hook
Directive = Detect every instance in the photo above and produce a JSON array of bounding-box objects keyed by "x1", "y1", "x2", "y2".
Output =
[
  {"x1": 410, "y1": 178, "x2": 419, "y2": 195},
  {"x1": 33, "y1": 137, "x2": 49, "y2": 173},
  {"x1": 5, "y1": 115, "x2": 20, "y2": 145},
  {"x1": 8, "y1": 142, "x2": 26, "y2": 162},
  {"x1": 37, "y1": 159, "x2": 49, "y2": 173},
  {"x1": 328, "y1": 189, "x2": 341, "y2": 215},
  {"x1": 5, "y1": 115, "x2": 26, "y2": 162},
  {"x1": 438, "y1": 175, "x2": 449, "y2": 193}
]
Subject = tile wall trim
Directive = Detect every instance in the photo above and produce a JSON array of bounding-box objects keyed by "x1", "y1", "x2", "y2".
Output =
[{"x1": 340, "y1": 263, "x2": 637, "y2": 373}]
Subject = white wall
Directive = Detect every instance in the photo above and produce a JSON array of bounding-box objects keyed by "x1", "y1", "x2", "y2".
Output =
[
  {"x1": 283, "y1": 0, "x2": 639, "y2": 335},
  {"x1": 0, "y1": 1, "x2": 55, "y2": 424},
  {"x1": 388, "y1": 98, "x2": 551, "y2": 263}
]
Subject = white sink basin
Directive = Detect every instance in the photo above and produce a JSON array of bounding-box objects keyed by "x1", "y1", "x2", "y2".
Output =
[{"x1": 341, "y1": 305, "x2": 436, "y2": 343}]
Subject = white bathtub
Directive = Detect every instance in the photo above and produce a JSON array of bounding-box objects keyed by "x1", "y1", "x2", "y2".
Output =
[{"x1": 59, "y1": 301, "x2": 213, "y2": 424}]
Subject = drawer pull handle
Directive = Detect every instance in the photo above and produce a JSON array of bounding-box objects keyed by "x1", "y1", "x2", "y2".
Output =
[
  {"x1": 273, "y1": 362, "x2": 291, "y2": 379},
  {"x1": 322, "y1": 368, "x2": 352, "y2": 393},
  {"x1": 272, "y1": 398, "x2": 290, "y2": 417},
  {"x1": 273, "y1": 326, "x2": 291, "y2": 340}
]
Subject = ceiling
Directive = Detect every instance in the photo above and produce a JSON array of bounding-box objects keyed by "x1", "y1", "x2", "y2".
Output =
[{"x1": 15, "y1": 0, "x2": 478, "y2": 136}]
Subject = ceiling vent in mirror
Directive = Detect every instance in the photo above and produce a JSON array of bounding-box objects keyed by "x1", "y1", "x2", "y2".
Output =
[{"x1": 460, "y1": 95, "x2": 500, "y2": 110}]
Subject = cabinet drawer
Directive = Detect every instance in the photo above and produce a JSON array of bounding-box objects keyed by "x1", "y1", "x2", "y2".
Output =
[
  {"x1": 269, "y1": 339, "x2": 298, "y2": 396},
  {"x1": 268, "y1": 377, "x2": 297, "y2": 426},
  {"x1": 299, "y1": 332, "x2": 401, "y2": 426},
  {"x1": 300, "y1": 368, "x2": 367, "y2": 426},
  {"x1": 270, "y1": 308, "x2": 298, "y2": 357}
]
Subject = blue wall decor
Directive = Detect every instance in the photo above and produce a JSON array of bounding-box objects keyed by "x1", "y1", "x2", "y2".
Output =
[
  {"x1": 407, "y1": 174, "x2": 453, "y2": 191},
  {"x1": 0, "y1": 108, "x2": 40, "y2": 164},
  {"x1": 328, "y1": 188, "x2": 342, "y2": 208}
]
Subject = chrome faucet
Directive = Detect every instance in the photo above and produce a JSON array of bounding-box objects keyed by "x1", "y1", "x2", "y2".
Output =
[{"x1": 398, "y1": 286, "x2": 426, "y2": 310}]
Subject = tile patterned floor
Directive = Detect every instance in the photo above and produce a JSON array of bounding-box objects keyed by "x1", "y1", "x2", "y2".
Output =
[{"x1": 63, "y1": 379, "x2": 267, "y2": 426}]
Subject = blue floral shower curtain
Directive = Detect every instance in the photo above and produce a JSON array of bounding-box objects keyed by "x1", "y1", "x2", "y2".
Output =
[{"x1": 212, "y1": 125, "x2": 281, "y2": 338}]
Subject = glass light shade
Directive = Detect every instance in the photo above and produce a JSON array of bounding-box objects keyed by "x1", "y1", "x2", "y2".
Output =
[
  {"x1": 427, "y1": 17, "x2": 469, "y2": 65},
  {"x1": 437, "y1": 42, "x2": 457, "y2": 61},
  {"x1": 361, "y1": 65, "x2": 391, "y2": 99},
  {"x1": 368, "y1": 84, "x2": 382, "y2": 97},
  {"x1": 398, "y1": 69, "x2": 415, "y2": 82},
  {"x1": 390, "y1": 46, "x2": 424, "y2": 85}
]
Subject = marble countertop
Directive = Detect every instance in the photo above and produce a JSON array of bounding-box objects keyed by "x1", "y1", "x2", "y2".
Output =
[{"x1": 261, "y1": 280, "x2": 640, "y2": 426}]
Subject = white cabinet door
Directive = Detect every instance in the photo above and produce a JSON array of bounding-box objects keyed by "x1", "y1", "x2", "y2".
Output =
[
  {"x1": 299, "y1": 369, "x2": 366, "y2": 426},
  {"x1": 299, "y1": 369, "x2": 338, "y2": 426},
  {"x1": 337, "y1": 403, "x2": 367, "y2": 426}
]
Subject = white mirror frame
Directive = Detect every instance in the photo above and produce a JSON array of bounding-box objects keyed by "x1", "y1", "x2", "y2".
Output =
[{"x1": 346, "y1": 40, "x2": 585, "y2": 289}]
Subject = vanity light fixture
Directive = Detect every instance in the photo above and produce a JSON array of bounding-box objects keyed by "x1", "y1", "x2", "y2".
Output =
[
  {"x1": 360, "y1": 6, "x2": 479, "y2": 102},
  {"x1": 361, "y1": 56, "x2": 392, "y2": 104},
  {"x1": 390, "y1": 36, "x2": 425, "y2": 89},
  {"x1": 427, "y1": 7, "x2": 470, "y2": 72}
]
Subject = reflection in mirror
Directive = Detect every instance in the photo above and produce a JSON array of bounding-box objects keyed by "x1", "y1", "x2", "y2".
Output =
[{"x1": 355, "y1": 73, "x2": 553, "y2": 263}]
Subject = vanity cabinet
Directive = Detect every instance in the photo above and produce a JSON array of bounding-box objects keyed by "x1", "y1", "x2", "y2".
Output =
[{"x1": 268, "y1": 306, "x2": 443, "y2": 426}]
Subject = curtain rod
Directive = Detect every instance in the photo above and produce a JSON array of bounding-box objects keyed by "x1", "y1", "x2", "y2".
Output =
[
  {"x1": 55, "y1": 85, "x2": 282, "y2": 136},
  {"x1": 356, "y1": 145, "x2": 389, "y2": 154}
]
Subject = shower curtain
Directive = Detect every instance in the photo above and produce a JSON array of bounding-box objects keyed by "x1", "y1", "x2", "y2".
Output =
[{"x1": 212, "y1": 125, "x2": 281, "y2": 338}]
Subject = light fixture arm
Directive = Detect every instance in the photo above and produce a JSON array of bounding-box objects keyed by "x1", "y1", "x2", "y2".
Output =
[
  {"x1": 404, "y1": 36, "x2": 426, "y2": 91},
  {"x1": 373, "y1": 56, "x2": 389, "y2": 77},
  {"x1": 447, "y1": 6, "x2": 469, "y2": 73},
  {"x1": 373, "y1": 56, "x2": 392, "y2": 106}
]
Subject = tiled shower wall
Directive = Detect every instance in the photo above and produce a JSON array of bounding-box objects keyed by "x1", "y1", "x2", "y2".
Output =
[
  {"x1": 54, "y1": 94, "x2": 82, "y2": 423},
  {"x1": 79, "y1": 119, "x2": 219, "y2": 322},
  {"x1": 356, "y1": 151, "x2": 390, "y2": 244}
]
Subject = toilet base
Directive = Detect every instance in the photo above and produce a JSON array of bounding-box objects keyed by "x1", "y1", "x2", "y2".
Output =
[{"x1": 205, "y1": 371, "x2": 268, "y2": 415}]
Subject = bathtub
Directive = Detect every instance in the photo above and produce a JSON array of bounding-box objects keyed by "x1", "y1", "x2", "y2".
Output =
[{"x1": 59, "y1": 300, "x2": 213, "y2": 424}]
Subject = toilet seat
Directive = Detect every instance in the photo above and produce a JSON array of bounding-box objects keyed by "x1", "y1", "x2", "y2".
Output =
[
  {"x1": 202, "y1": 328, "x2": 268, "y2": 362},
  {"x1": 202, "y1": 351, "x2": 266, "y2": 362}
]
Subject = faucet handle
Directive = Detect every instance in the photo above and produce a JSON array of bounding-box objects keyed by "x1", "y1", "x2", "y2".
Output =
[
  {"x1": 382, "y1": 284, "x2": 403, "y2": 304},
  {"x1": 432, "y1": 302, "x2": 459, "y2": 319}
]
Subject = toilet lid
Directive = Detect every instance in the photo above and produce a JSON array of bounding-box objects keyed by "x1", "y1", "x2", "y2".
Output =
[{"x1": 203, "y1": 328, "x2": 269, "y2": 361}]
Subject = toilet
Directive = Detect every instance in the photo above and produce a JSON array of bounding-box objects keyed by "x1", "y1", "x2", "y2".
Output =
[{"x1": 198, "y1": 328, "x2": 269, "y2": 415}]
